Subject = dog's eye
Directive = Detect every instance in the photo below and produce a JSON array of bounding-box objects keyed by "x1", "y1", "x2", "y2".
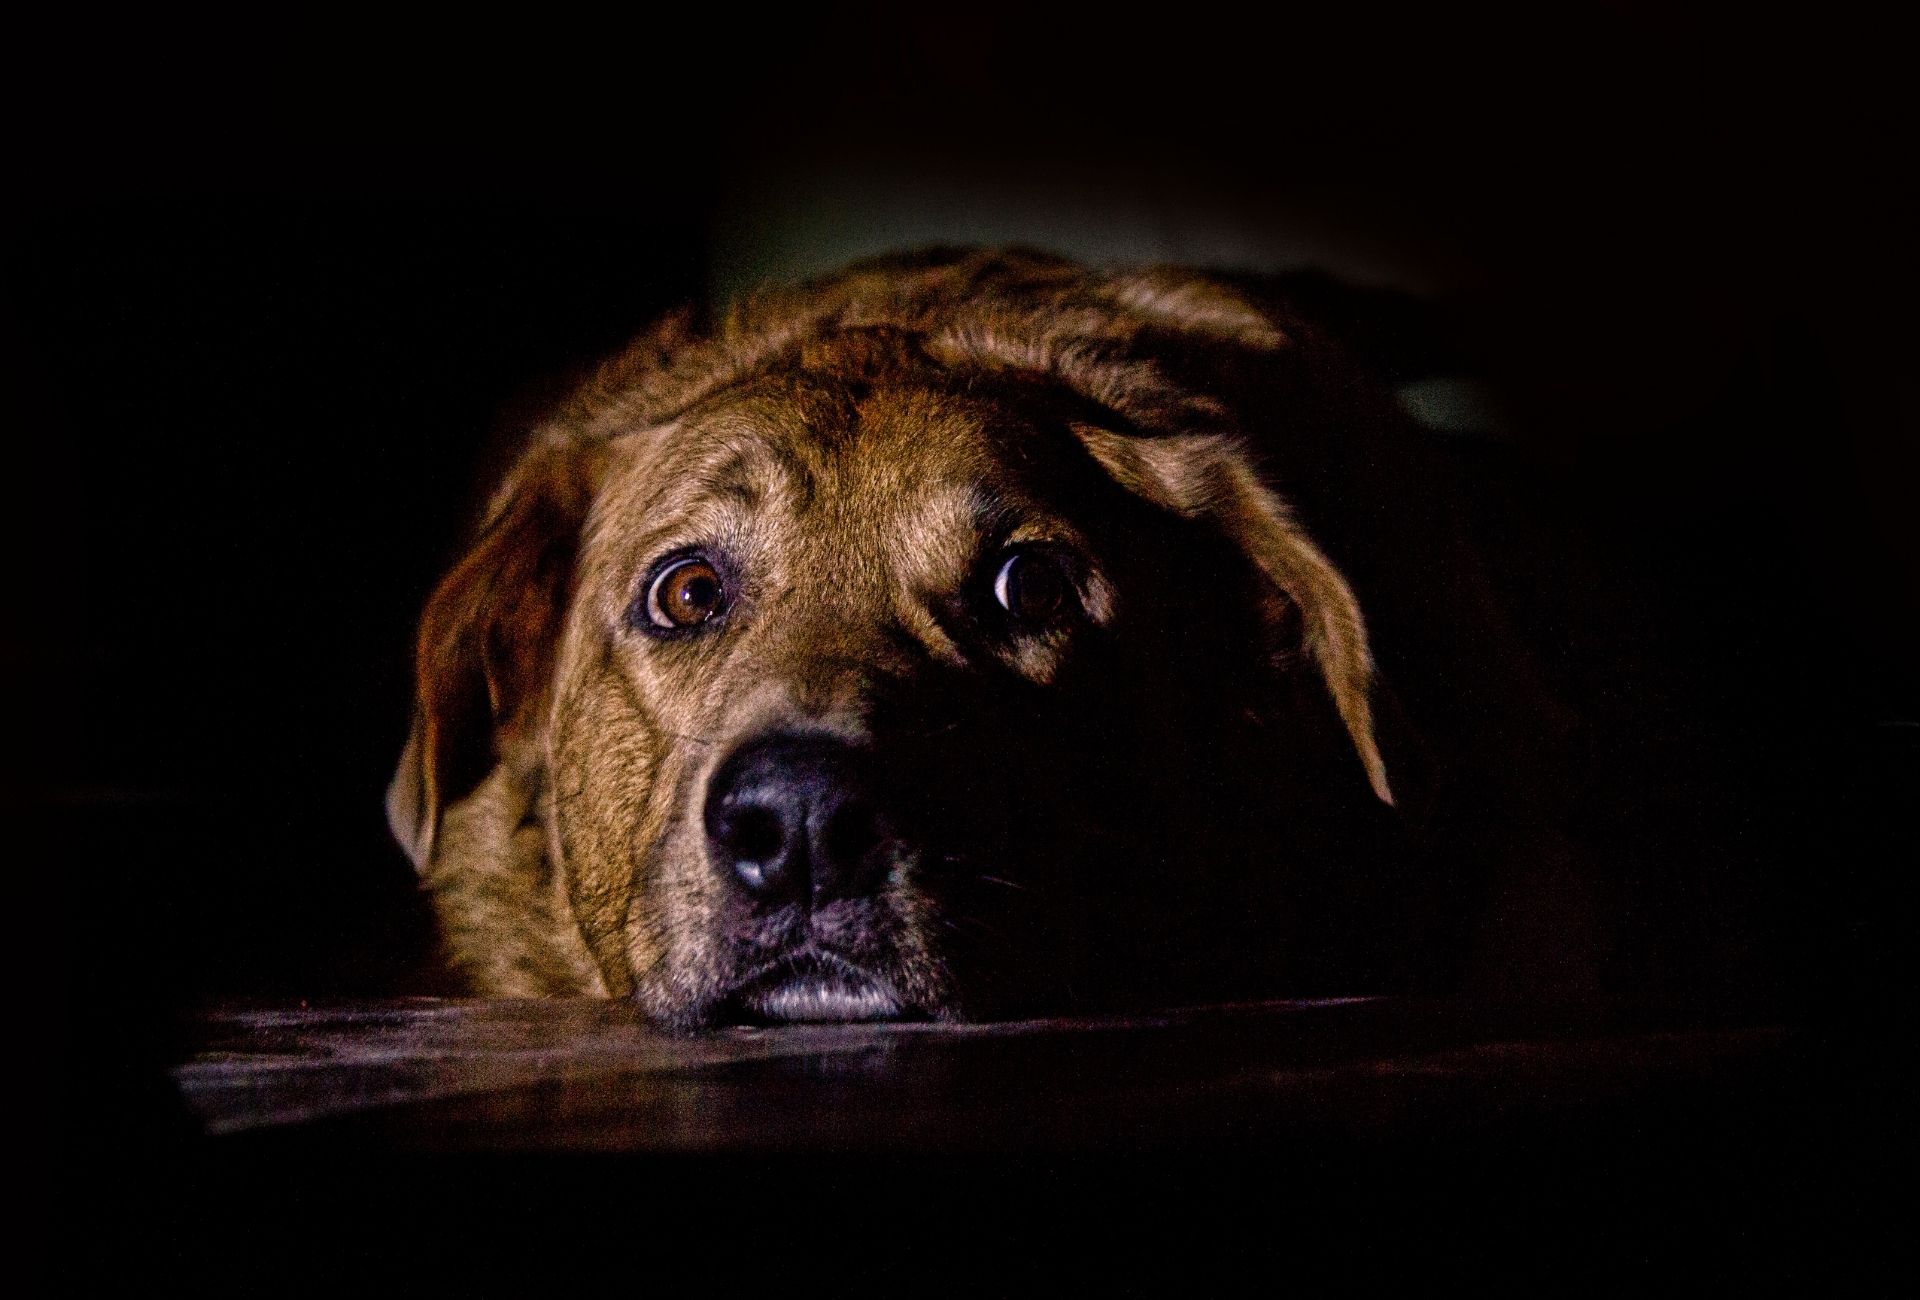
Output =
[
  {"x1": 992, "y1": 549, "x2": 1071, "y2": 624},
  {"x1": 645, "y1": 557, "x2": 728, "y2": 631}
]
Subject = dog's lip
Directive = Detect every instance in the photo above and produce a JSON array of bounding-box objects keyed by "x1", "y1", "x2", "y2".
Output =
[{"x1": 723, "y1": 950, "x2": 909, "y2": 1024}]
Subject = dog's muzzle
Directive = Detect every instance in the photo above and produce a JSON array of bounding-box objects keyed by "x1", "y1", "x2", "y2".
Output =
[
  {"x1": 705, "y1": 733, "x2": 901, "y2": 906},
  {"x1": 703, "y1": 733, "x2": 910, "y2": 1022}
]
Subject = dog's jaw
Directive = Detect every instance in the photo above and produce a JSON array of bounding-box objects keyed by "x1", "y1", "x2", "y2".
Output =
[
  {"x1": 747, "y1": 976, "x2": 901, "y2": 1023},
  {"x1": 730, "y1": 951, "x2": 907, "y2": 1023}
]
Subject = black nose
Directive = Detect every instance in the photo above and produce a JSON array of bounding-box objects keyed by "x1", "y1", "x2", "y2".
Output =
[{"x1": 704, "y1": 734, "x2": 897, "y2": 906}]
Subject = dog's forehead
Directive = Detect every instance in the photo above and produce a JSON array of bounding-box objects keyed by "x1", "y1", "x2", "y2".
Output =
[{"x1": 604, "y1": 376, "x2": 1082, "y2": 560}]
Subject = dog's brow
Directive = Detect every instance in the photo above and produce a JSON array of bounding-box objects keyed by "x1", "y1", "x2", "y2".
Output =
[
  {"x1": 894, "y1": 483, "x2": 1008, "y2": 553},
  {"x1": 698, "y1": 459, "x2": 762, "y2": 508},
  {"x1": 688, "y1": 442, "x2": 798, "y2": 510},
  {"x1": 968, "y1": 491, "x2": 1025, "y2": 542}
]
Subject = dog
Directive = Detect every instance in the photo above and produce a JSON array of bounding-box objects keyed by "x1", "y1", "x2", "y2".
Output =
[{"x1": 388, "y1": 248, "x2": 1575, "y2": 1026}]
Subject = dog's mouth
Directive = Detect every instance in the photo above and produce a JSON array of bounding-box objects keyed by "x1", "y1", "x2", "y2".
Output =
[{"x1": 717, "y1": 950, "x2": 912, "y2": 1025}]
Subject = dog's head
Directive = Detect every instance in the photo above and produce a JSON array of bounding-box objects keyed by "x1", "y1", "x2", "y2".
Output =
[{"x1": 390, "y1": 250, "x2": 1395, "y2": 1025}]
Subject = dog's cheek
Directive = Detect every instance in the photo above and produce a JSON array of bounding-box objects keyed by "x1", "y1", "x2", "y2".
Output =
[
  {"x1": 868, "y1": 880, "x2": 961, "y2": 1016},
  {"x1": 549, "y1": 668, "x2": 680, "y2": 1002}
]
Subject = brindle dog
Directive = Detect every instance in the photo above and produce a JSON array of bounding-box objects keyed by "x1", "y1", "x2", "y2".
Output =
[{"x1": 390, "y1": 249, "x2": 1533, "y2": 1027}]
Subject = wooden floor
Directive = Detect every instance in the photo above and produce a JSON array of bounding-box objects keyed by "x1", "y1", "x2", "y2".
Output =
[
  {"x1": 67, "y1": 997, "x2": 1875, "y2": 1284},
  {"x1": 175, "y1": 997, "x2": 1801, "y2": 1154}
]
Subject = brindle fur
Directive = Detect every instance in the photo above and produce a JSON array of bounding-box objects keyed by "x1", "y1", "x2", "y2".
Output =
[{"x1": 390, "y1": 248, "x2": 1432, "y2": 1024}]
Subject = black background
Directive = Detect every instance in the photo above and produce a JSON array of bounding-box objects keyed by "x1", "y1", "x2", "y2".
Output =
[{"x1": 26, "y1": 5, "x2": 1910, "y2": 1216}]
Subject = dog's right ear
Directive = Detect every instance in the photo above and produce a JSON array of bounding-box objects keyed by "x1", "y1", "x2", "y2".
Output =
[{"x1": 387, "y1": 435, "x2": 605, "y2": 870}]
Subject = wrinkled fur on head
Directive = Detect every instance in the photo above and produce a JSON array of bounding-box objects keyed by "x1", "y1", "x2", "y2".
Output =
[{"x1": 391, "y1": 247, "x2": 1395, "y2": 1021}]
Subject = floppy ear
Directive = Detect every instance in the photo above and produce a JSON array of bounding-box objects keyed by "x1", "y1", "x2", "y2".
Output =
[
  {"x1": 1075, "y1": 427, "x2": 1394, "y2": 805},
  {"x1": 387, "y1": 435, "x2": 606, "y2": 869}
]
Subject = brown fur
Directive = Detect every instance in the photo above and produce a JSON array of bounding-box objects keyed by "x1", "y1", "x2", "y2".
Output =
[{"x1": 391, "y1": 248, "x2": 1402, "y2": 1022}]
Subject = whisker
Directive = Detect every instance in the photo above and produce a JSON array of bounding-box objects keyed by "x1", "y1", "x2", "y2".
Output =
[{"x1": 940, "y1": 912, "x2": 1012, "y2": 944}]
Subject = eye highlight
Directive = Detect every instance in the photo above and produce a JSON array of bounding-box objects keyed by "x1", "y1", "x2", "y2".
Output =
[
  {"x1": 992, "y1": 548, "x2": 1073, "y2": 625},
  {"x1": 640, "y1": 555, "x2": 730, "y2": 633}
]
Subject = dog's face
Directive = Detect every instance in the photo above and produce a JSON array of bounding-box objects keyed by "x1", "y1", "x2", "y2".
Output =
[{"x1": 391, "y1": 253, "x2": 1395, "y2": 1025}]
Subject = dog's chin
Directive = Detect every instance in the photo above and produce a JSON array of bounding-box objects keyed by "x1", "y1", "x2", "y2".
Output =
[
  {"x1": 740, "y1": 972, "x2": 902, "y2": 1023},
  {"x1": 713, "y1": 955, "x2": 916, "y2": 1026}
]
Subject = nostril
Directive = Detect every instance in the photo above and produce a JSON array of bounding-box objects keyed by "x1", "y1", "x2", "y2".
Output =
[
  {"x1": 723, "y1": 804, "x2": 785, "y2": 865},
  {"x1": 821, "y1": 802, "x2": 883, "y2": 876}
]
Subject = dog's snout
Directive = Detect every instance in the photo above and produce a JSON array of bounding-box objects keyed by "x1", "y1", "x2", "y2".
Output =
[{"x1": 704, "y1": 734, "x2": 897, "y2": 906}]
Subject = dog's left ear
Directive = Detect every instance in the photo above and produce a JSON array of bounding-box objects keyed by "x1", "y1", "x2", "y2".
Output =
[
  {"x1": 388, "y1": 434, "x2": 607, "y2": 868},
  {"x1": 1076, "y1": 427, "x2": 1393, "y2": 805}
]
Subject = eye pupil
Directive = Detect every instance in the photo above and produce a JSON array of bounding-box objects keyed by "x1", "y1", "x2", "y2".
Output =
[
  {"x1": 994, "y1": 550, "x2": 1067, "y2": 622},
  {"x1": 676, "y1": 573, "x2": 716, "y2": 610},
  {"x1": 649, "y1": 558, "x2": 726, "y2": 630}
]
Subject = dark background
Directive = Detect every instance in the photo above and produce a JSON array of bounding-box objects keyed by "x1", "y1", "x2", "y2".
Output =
[{"x1": 23, "y1": 8, "x2": 1909, "y2": 1126}]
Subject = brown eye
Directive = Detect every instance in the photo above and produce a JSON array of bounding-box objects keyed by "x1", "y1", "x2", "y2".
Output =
[
  {"x1": 646, "y1": 557, "x2": 727, "y2": 630},
  {"x1": 992, "y1": 549, "x2": 1070, "y2": 623}
]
